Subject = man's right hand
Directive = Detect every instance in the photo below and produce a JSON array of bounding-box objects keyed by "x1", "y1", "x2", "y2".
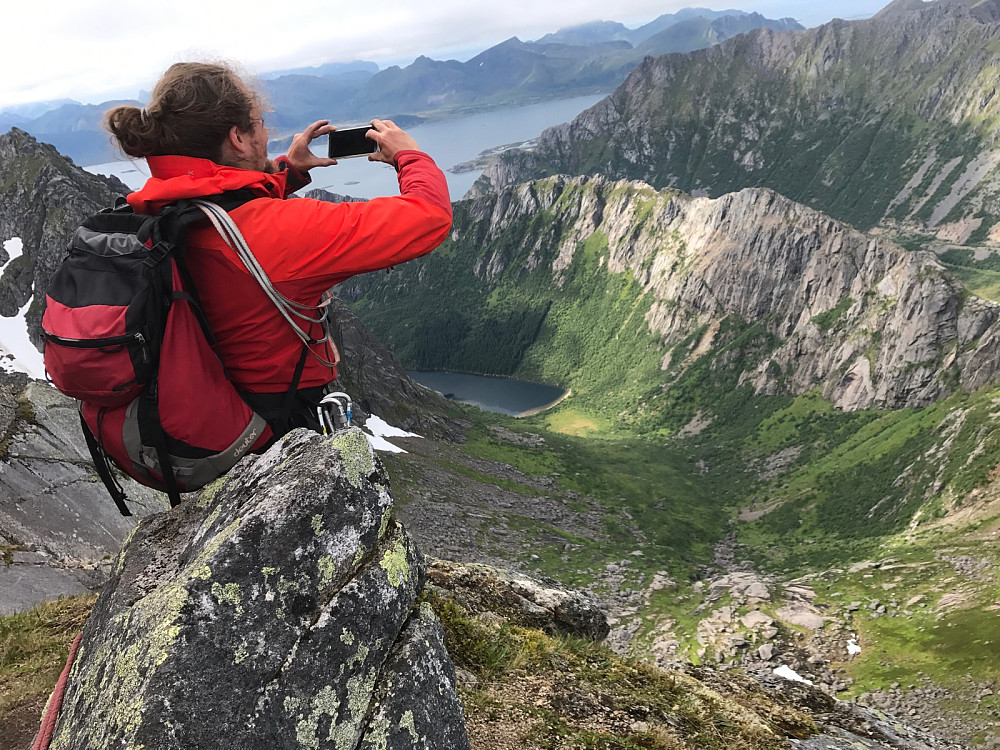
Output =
[{"x1": 366, "y1": 119, "x2": 420, "y2": 166}]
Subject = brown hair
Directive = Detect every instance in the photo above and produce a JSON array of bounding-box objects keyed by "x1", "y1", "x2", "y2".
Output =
[{"x1": 105, "y1": 62, "x2": 258, "y2": 162}]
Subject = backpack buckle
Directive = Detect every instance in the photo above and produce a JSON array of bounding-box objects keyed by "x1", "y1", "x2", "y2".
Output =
[{"x1": 147, "y1": 240, "x2": 173, "y2": 264}]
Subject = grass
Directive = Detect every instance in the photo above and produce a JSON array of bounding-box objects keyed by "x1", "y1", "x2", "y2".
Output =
[
  {"x1": 544, "y1": 408, "x2": 605, "y2": 436},
  {"x1": 941, "y1": 262, "x2": 1000, "y2": 302},
  {"x1": 459, "y1": 420, "x2": 731, "y2": 581},
  {"x1": 0, "y1": 595, "x2": 95, "y2": 715},
  {"x1": 430, "y1": 593, "x2": 817, "y2": 749}
]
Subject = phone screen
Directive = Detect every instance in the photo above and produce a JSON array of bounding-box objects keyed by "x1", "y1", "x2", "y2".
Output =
[{"x1": 328, "y1": 126, "x2": 378, "y2": 159}]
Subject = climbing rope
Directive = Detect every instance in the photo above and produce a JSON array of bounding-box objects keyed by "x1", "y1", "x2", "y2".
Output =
[{"x1": 31, "y1": 632, "x2": 82, "y2": 750}]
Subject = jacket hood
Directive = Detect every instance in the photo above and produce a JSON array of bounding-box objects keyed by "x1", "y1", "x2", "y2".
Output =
[{"x1": 127, "y1": 155, "x2": 290, "y2": 214}]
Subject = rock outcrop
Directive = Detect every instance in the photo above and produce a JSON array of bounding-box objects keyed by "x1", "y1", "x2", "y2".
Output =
[
  {"x1": 425, "y1": 558, "x2": 610, "y2": 640},
  {"x1": 48, "y1": 427, "x2": 470, "y2": 750},
  {"x1": 475, "y1": 0, "x2": 1000, "y2": 234}
]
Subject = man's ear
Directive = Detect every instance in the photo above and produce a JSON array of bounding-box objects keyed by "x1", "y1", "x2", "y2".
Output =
[
  {"x1": 219, "y1": 125, "x2": 251, "y2": 167},
  {"x1": 228, "y1": 125, "x2": 250, "y2": 156}
]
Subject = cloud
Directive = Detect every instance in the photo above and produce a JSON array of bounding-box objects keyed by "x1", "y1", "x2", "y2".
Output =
[{"x1": 2, "y1": 0, "x2": 888, "y2": 109}]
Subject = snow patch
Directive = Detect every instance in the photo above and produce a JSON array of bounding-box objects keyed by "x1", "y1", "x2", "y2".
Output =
[
  {"x1": 0, "y1": 237, "x2": 46, "y2": 380},
  {"x1": 365, "y1": 415, "x2": 421, "y2": 439},
  {"x1": 361, "y1": 414, "x2": 421, "y2": 454},
  {"x1": 773, "y1": 665, "x2": 813, "y2": 685},
  {"x1": 2, "y1": 237, "x2": 23, "y2": 269}
]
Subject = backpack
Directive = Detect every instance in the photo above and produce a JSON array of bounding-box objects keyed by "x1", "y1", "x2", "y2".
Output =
[{"x1": 41, "y1": 193, "x2": 333, "y2": 516}]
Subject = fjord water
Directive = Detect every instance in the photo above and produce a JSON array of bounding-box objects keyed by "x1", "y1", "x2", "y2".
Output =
[
  {"x1": 85, "y1": 94, "x2": 607, "y2": 199},
  {"x1": 407, "y1": 371, "x2": 565, "y2": 416}
]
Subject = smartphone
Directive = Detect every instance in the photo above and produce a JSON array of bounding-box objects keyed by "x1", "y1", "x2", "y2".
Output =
[{"x1": 328, "y1": 126, "x2": 378, "y2": 159}]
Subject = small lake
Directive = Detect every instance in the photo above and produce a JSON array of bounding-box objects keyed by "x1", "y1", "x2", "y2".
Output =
[
  {"x1": 84, "y1": 93, "x2": 607, "y2": 200},
  {"x1": 407, "y1": 371, "x2": 565, "y2": 416}
]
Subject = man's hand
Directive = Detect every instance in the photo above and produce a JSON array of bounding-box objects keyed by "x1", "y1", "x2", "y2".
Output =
[
  {"x1": 366, "y1": 119, "x2": 420, "y2": 166},
  {"x1": 285, "y1": 120, "x2": 338, "y2": 173}
]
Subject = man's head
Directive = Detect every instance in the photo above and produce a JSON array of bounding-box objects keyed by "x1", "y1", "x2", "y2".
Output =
[{"x1": 105, "y1": 61, "x2": 273, "y2": 171}]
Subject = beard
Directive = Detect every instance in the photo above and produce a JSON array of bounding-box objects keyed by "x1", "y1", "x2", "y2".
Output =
[{"x1": 253, "y1": 139, "x2": 276, "y2": 173}]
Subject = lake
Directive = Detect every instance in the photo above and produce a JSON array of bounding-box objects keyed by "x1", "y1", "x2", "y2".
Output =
[
  {"x1": 407, "y1": 371, "x2": 565, "y2": 417},
  {"x1": 84, "y1": 93, "x2": 607, "y2": 200}
]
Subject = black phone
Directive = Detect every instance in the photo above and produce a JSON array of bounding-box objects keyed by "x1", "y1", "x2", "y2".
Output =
[{"x1": 328, "y1": 126, "x2": 378, "y2": 159}]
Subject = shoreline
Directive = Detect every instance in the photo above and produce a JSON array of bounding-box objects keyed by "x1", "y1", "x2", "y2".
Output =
[{"x1": 515, "y1": 388, "x2": 572, "y2": 418}]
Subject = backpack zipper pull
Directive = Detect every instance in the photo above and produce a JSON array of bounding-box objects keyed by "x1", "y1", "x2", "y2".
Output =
[{"x1": 135, "y1": 332, "x2": 149, "y2": 363}]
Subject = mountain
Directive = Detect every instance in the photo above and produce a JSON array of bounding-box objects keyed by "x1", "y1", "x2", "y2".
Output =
[
  {"x1": 0, "y1": 129, "x2": 128, "y2": 346},
  {"x1": 347, "y1": 12, "x2": 802, "y2": 119},
  {"x1": 1, "y1": 8, "x2": 803, "y2": 166},
  {"x1": 635, "y1": 12, "x2": 803, "y2": 56},
  {"x1": 534, "y1": 20, "x2": 632, "y2": 45},
  {"x1": 259, "y1": 59, "x2": 378, "y2": 80},
  {"x1": 262, "y1": 69, "x2": 378, "y2": 129},
  {"x1": 476, "y1": 0, "x2": 1000, "y2": 237},
  {"x1": 2, "y1": 124, "x2": 998, "y2": 742},
  {"x1": 628, "y1": 7, "x2": 758, "y2": 43},
  {"x1": 335, "y1": 175, "x2": 1000, "y2": 747},
  {"x1": 341, "y1": 174, "x2": 1000, "y2": 417}
]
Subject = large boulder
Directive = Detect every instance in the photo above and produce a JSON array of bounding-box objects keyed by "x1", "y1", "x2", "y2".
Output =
[{"x1": 47, "y1": 427, "x2": 470, "y2": 750}]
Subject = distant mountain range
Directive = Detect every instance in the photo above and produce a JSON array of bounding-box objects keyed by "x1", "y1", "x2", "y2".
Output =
[
  {"x1": 477, "y1": 0, "x2": 1000, "y2": 239},
  {"x1": 0, "y1": 7, "x2": 801, "y2": 166}
]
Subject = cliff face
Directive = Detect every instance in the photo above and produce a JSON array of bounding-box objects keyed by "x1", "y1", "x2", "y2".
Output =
[
  {"x1": 347, "y1": 174, "x2": 1000, "y2": 412},
  {"x1": 0, "y1": 129, "x2": 128, "y2": 345},
  {"x1": 0, "y1": 371, "x2": 164, "y2": 615},
  {"x1": 476, "y1": 0, "x2": 1000, "y2": 235}
]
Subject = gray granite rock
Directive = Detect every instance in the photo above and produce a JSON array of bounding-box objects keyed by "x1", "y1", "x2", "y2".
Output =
[
  {"x1": 47, "y1": 427, "x2": 470, "y2": 750},
  {"x1": 425, "y1": 558, "x2": 610, "y2": 640},
  {"x1": 0, "y1": 373, "x2": 165, "y2": 615}
]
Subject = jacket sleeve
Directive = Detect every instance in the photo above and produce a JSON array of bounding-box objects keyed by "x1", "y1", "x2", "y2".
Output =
[
  {"x1": 274, "y1": 156, "x2": 312, "y2": 196},
  {"x1": 245, "y1": 151, "x2": 453, "y2": 290}
]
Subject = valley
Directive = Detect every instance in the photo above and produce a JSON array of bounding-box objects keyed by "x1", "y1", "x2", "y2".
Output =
[
  {"x1": 374, "y1": 392, "x2": 1000, "y2": 746},
  {"x1": 5, "y1": 1, "x2": 1000, "y2": 746}
]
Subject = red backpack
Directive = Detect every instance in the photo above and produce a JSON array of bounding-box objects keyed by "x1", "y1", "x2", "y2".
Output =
[{"x1": 41, "y1": 194, "x2": 333, "y2": 515}]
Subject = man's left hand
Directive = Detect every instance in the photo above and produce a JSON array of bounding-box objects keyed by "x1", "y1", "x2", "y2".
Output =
[{"x1": 285, "y1": 120, "x2": 338, "y2": 173}]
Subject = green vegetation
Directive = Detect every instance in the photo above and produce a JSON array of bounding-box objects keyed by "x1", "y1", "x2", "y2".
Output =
[
  {"x1": 431, "y1": 593, "x2": 817, "y2": 749},
  {"x1": 0, "y1": 595, "x2": 94, "y2": 718},
  {"x1": 460, "y1": 421, "x2": 730, "y2": 580},
  {"x1": 938, "y1": 248, "x2": 1000, "y2": 302},
  {"x1": 810, "y1": 296, "x2": 854, "y2": 332}
]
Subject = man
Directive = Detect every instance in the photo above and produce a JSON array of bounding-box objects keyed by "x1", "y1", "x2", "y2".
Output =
[{"x1": 104, "y1": 61, "x2": 452, "y2": 437}]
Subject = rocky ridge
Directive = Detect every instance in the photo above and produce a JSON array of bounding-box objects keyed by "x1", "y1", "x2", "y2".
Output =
[
  {"x1": 0, "y1": 129, "x2": 128, "y2": 344},
  {"x1": 475, "y1": 0, "x2": 1000, "y2": 236},
  {"x1": 445, "y1": 174, "x2": 1000, "y2": 410}
]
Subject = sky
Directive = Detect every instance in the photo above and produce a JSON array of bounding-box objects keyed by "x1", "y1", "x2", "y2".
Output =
[{"x1": 0, "y1": 0, "x2": 893, "y2": 110}]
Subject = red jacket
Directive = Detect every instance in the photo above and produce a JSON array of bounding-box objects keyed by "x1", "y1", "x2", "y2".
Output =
[{"x1": 127, "y1": 151, "x2": 452, "y2": 393}]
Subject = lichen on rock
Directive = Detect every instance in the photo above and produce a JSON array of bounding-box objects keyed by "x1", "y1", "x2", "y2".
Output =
[{"x1": 47, "y1": 427, "x2": 470, "y2": 750}]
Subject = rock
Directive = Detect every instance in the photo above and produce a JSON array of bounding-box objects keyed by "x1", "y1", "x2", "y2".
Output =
[
  {"x1": 741, "y1": 611, "x2": 774, "y2": 629},
  {"x1": 454, "y1": 668, "x2": 478, "y2": 687},
  {"x1": 745, "y1": 582, "x2": 770, "y2": 600},
  {"x1": 425, "y1": 559, "x2": 610, "y2": 641},
  {"x1": 47, "y1": 428, "x2": 470, "y2": 750},
  {"x1": 0, "y1": 374, "x2": 166, "y2": 614},
  {"x1": 758, "y1": 643, "x2": 775, "y2": 661},
  {"x1": 775, "y1": 605, "x2": 826, "y2": 630}
]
